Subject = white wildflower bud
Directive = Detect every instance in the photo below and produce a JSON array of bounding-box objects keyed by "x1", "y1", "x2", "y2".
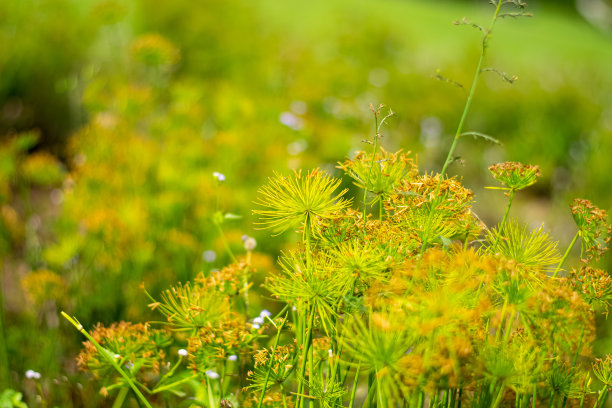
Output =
[
  {"x1": 244, "y1": 237, "x2": 257, "y2": 251},
  {"x1": 205, "y1": 370, "x2": 220, "y2": 379},
  {"x1": 25, "y1": 370, "x2": 41, "y2": 380},
  {"x1": 259, "y1": 309, "x2": 271, "y2": 318},
  {"x1": 253, "y1": 316, "x2": 264, "y2": 325},
  {"x1": 228, "y1": 355, "x2": 238, "y2": 361},
  {"x1": 202, "y1": 250, "x2": 216, "y2": 263},
  {"x1": 178, "y1": 349, "x2": 188, "y2": 357},
  {"x1": 213, "y1": 172, "x2": 226, "y2": 182},
  {"x1": 328, "y1": 349, "x2": 333, "y2": 358},
  {"x1": 252, "y1": 323, "x2": 261, "y2": 330}
]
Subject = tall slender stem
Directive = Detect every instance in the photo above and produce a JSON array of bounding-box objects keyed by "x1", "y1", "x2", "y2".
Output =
[
  {"x1": 421, "y1": 0, "x2": 504, "y2": 251},
  {"x1": 0, "y1": 260, "x2": 10, "y2": 388},
  {"x1": 363, "y1": 114, "x2": 380, "y2": 234},
  {"x1": 349, "y1": 363, "x2": 361, "y2": 408},
  {"x1": 281, "y1": 384, "x2": 289, "y2": 408},
  {"x1": 257, "y1": 316, "x2": 286, "y2": 408},
  {"x1": 552, "y1": 231, "x2": 580, "y2": 278},
  {"x1": 112, "y1": 388, "x2": 129, "y2": 408},
  {"x1": 492, "y1": 189, "x2": 515, "y2": 252},
  {"x1": 297, "y1": 309, "x2": 315, "y2": 408},
  {"x1": 214, "y1": 222, "x2": 237, "y2": 263}
]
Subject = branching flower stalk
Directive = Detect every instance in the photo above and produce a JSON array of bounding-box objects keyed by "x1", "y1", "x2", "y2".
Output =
[
  {"x1": 361, "y1": 105, "x2": 394, "y2": 230},
  {"x1": 422, "y1": 0, "x2": 505, "y2": 251}
]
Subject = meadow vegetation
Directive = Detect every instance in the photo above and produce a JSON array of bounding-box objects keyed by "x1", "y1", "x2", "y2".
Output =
[{"x1": 1, "y1": 0, "x2": 612, "y2": 407}]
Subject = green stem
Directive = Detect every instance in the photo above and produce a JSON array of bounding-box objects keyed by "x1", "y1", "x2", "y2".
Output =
[
  {"x1": 281, "y1": 384, "x2": 289, "y2": 408},
  {"x1": 363, "y1": 114, "x2": 381, "y2": 234},
  {"x1": 214, "y1": 222, "x2": 237, "y2": 263},
  {"x1": 207, "y1": 376, "x2": 216, "y2": 408},
  {"x1": 377, "y1": 370, "x2": 386, "y2": 408},
  {"x1": 297, "y1": 310, "x2": 315, "y2": 408},
  {"x1": 348, "y1": 363, "x2": 361, "y2": 408},
  {"x1": 257, "y1": 316, "x2": 287, "y2": 408},
  {"x1": 495, "y1": 299, "x2": 508, "y2": 343},
  {"x1": 242, "y1": 264, "x2": 250, "y2": 317},
  {"x1": 421, "y1": 0, "x2": 504, "y2": 251},
  {"x1": 552, "y1": 231, "x2": 579, "y2": 277},
  {"x1": 594, "y1": 388, "x2": 609, "y2": 408},
  {"x1": 0, "y1": 261, "x2": 10, "y2": 388},
  {"x1": 492, "y1": 189, "x2": 515, "y2": 252},
  {"x1": 61, "y1": 312, "x2": 153, "y2": 408},
  {"x1": 112, "y1": 388, "x2": 129, "y2": 408},
  {"x1": 491, "y1": 383, "x2": 505, "y2": 408},
  {"x1": 152, "y1": 374, "x2": 198, "y2": 394}
]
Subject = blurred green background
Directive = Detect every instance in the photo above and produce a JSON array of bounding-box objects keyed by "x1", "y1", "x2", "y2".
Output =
[{"x1": 1, "y1": 0, "x2": 611, "y2": 406}]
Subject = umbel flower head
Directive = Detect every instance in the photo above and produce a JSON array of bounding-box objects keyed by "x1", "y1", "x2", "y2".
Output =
[
  {"x1": 253, "y1": 169, "x2": 351, "y2": 235},
  {"x1": 337, "y1": 148, "x2": 417, "y2": 202},
  {"x1": 593, "y1": 355, "x2": 612, "y2": 390},
  {"x1": 489, "y1": 162, "x2": 541, "y2": 191},
  {"x1": 570, "y1": 198, "x2": 611, "y2": 262}
]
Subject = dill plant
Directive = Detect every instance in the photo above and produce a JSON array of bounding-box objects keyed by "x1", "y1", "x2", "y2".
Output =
[{"x1": 63, "y1": 1, "x2": 612, "y2": 408}]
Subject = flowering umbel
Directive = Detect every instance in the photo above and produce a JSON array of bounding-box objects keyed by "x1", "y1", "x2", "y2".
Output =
[
  {"x1": 488, "y1": 162, "x2": 541, "y2": 191},
  {"x1": 570, "y1": 198, "x2": 611, "y2": 262}
]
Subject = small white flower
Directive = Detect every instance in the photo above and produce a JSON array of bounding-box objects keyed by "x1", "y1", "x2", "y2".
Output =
[
  {"x1": 328, "y1": 349, "x2": 333, "y2": 358},
  {"x1": 228, "y1": 355, "x2": 238, "y2": 361},
  {"x1": 252, "y1": 323, "x2": 261, "y2": 330},
  {"x1": 25, "y1": 370, "x2": 41, "y2": 380},
  {"x1": 205, "y1": 370, "x2": 220, "y2": 379},
  {"x1": 244, "y1": 237, "x2": 257, "y2": 251},
  {"x1": 202, "y1": 250, "x2": 216, "y2": 263},
  {"x1": 124, "y1": 362, "x2": 134, "y2": 370},
  {"x1": 279, "y1": 112, "x2": 304, "y2": 131},
  {"x1": 253, "y1": 316, "x2": 264, "y2": 325},
  {"x1": 114, "y1": 354, "x2": 121, "y2": 359},
  {"x1": 178, "y1": 349, "x2": 188, "y2": 357},
  {"x1": 213, "y1": 172, "x2": 226, "y2": 182},
  {"x1": 259, "y1": 309, "x2": 271, "y2": 318}
]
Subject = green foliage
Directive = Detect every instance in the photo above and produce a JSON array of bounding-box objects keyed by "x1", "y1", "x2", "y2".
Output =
[
  {"x1": 483, "y1": 220, "x2": 561, "y2": 271},
  {"x1": 0, "y1": 390, "x2": 27, "y2": 408}
]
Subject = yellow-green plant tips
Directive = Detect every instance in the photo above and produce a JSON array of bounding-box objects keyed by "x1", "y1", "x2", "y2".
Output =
[
  {"x1": 253, "y1": 169, "x2": 351, "y2": 235},
  {"x1": 483, "y1": 220, "x2": 561, "y2": 271}
]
